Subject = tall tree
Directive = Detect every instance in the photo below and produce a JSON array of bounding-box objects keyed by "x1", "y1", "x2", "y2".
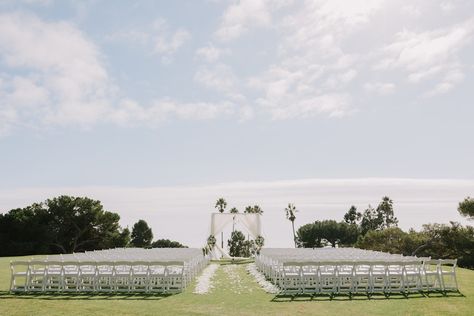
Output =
[
  {"x1": 215, "y1": 198, "x2": 227, "y2": 248},
  {"x1": 359, "y1": 197, "x2": 398, "y2": 235},
  {"x1": 0, "y1": 196, "x2": 129, "y2": 255},
  {"x1": 252, "y1": 205, "x2": 263, "y2": 214},
  {"x1": 344, "y1": 205, "x2": 361, "y2": 225},
  {"x1": 215, "y1": 198, "x2": 227, "y2": 213},
  {"x1": 229, "y1": 207, "x2": 238, "y2": 232},
  {"x1": 244, "y1": 206, "x2": 254, "y2": 213},
  {"x1": 227, "y1": 230, "x2": 247, "y2": 257},
  {"x1": 285, "y1": 203, "x2": 298, "y2": 248},
  {"x1": 296, "y1": 222, "x2": 323, "y2": 248},
  {"x1": 244, "y1": 205, "x2": 263, "y2": 214},
  {"x1": 151, "y1": 239, "x2": 187, "y2": 248},
  {"x1": 356, "y1": 227, "x2": 415, "y2": 255},
  {"x1": 254, "y1": 235, "x2": 265, "y2": 254},
  {"x1": 458, "y1": 197, "x2": 474, "y2": 219},
  {"x1": 360, "y1": 205, "x2": 382, "y2": 235},
  {"x1": 377, "y1": 196, "x2": 398, "y2": 228},
  {"x1": 297, "y1": 220, "x2": 359, "y2": 248},
  {"x1": 131, "y1": 219, "x2": 153, "y2": 248}
]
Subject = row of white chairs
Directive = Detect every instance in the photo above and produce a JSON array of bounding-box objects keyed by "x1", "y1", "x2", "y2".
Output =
[
  {"x1": 46, "y1": 248, "x2": 209, "y2": 284},
  {"x1": 10, "y1": 248, "x2": 210, "y2": 293},
  {"x1": 259, "y1": 248, "x2": 418, "y2": 262},
  {"x1": 256, "y1": 249, "x2": 458, "y2": 295}
]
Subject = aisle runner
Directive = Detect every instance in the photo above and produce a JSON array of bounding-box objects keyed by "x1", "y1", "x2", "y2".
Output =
[
  {"x1": 246, "y1": 263, "x2": 279, "y2": 294},
  {"x1": 194, "y1": 262, "x2": 278, "y2": 295},
  {"x1": 193, "y1": 263, "x2": 220, "y2": 294},
  {"x1": 222, "y1": 264, "x2": 253, "y2": 294}
]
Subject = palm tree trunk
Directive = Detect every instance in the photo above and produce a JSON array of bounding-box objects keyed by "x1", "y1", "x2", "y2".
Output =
[{"x1": 291, "y1": 220, "x2": 296, "y2": 248}]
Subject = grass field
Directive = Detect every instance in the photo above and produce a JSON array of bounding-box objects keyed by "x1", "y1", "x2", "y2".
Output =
[{"x1": 0, "y1": 256, "x2": 472, "y2": 316}]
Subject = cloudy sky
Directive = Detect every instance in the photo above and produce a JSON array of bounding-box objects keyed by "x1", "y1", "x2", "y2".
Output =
[{"x1": 0, "y1": 0, "x2": 473, "y2": 247}]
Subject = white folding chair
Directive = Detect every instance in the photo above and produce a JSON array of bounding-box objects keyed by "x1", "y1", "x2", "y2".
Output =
[
  {"x1": 337, "y1": 263, "x2": 355, "y2": 294},
  {"x1": 370, "y1": 263, "x2": 387, "y2": 294},
  {"x1": 353, "y1": 262, "x2": 371, "y2": 294},
  {"x1": 385, "y1": 262, "x2": 404, "y2": 293},
  {"x1": 78, "y1": 261, "x2": 97, "y2": 292},
  {"x1": 130, "y1": 261, "x2": 149, "y2": 292},
  {"x1": 300, "y1": 262, "x2": 319, "y2": 294},
  {"x1": 423, "y1": 259, "x2": 443, "y2": 292},
  {"x1": 280, "y1": 262, "x2": 301, "y2": 295},
  {"x1": 96, "y1": 261, "x2": 114, "y2": 292},
  {"x1": 28, "y1": 260, "x2": 47, "y2": 292},
  {"x1": 318, "y1": 262, "x2": 338, "y2": 294},
  {"x1": 166, "y1": 262, "x2": 185, "y2": 293},
  {"x1": 62, "y1": 261, "x2": 80, "y2": 292},
  {"x1": 439, "y1": 259, "x2": 458, "y2": 292},
  {"x1": 148, "y1": 262, "x2": 166, "y2": 293},
  {"x1": 10, "y1": 261, "x2": 30, "y2": 292},
  {"x1": 114, "y1": 261, "x2": 132, "y2": 292},
  {"x1": 43, "y1": 261, "x2": 63, "y2": 292},
  {"x1": 403, "y1": 261, "x2": 423, "y2": 293}
]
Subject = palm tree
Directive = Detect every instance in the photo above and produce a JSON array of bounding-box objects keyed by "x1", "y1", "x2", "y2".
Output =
[
  {"x1": 215, "y1": 198, "x2": 227, "y2": 213},
  {"x1": 253, "y1": 205, "x2": 263, "y2": 214},
  {"x1": 244, "y1": 205, "x2": 253, "y2": 213},
  {"x1": 229, "y1": 207, "x2": 238, "y2": 232},
  {"x1": 285, "y1": 203, "x2": 298, "y2": 248},
  {"x1": 215, "y1": 198, "x2": 227, "y2": 249}
]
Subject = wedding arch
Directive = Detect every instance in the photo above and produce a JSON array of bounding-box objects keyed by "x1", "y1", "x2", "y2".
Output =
[{"x1": 209, "y1": 213, "x2": 262, "y2": 259}]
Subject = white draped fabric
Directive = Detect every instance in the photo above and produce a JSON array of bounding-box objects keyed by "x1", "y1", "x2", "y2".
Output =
[
  {"x1": 213, "y1": 243, "x2": 232, "y2": 259},
  {"x1": 210, "y1": 213, "x2": 262, "y2": 238},
  {"x1": 210, "y1": 213, "x2": 263, "y2": 258}
]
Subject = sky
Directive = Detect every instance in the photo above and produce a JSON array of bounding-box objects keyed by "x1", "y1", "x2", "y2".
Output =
[{"x1": 0, "y1": 0, "x2": 473, "y2": 248}]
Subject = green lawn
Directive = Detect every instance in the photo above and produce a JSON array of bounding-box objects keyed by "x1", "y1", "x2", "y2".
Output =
[{"x1": 0, "y1": 256, "x2": 472, "y2": 316}]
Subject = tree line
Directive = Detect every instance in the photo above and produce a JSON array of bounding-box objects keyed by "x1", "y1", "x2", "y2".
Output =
[
  {"x1": 0, "y1": 195, "x2": 186, "y2": 257},
  {"x1": 295, "y1": 196, "x2": 474, "y2": 269}
]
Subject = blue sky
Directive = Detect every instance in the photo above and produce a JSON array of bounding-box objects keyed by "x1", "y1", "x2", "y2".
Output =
[{"x1": 0, "y1": 1, "x2": 473, "y2": 246}]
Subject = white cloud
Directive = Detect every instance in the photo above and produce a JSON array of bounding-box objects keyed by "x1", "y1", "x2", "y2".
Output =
[
  {"x1": 256, "y1": 92, "x2": 352, "y2": 120},
  {"x1": 324, "y1": 69, "x2": 358, "y2": 89},
  {"x1": 377, "y1": 21, "x2": 474, "y2": 72},
  {"x1": 364, "y1": 82, "x2": 396, "y2": 95},
  {"x1": 280, "y1": 0, "x2": 384, "y2": 53},
  {"x1": 148, "y1": 99, "x2": 235, "y2": 121},
  {"x1": 107, "y1": 18, "x2": 191, "y2": 63},
  {"x1": 110, "y1": 98, "x2": 236, "y2": 125},
  {"x1": 0, "y1": 0, "x2": 53, "y2": 5},
  {"x1": 376, "y1": 18, "x2": 474, "y2": 95},
  {"x1": 440, "y1": 1, "x2": 455, "y2": 13},
  {"x1": 194, "y1": 63, "x2": 236, "y2": 93},
  {"x1": 424, "y1": 66, "x2": 465, "y2": 97},
  {"x1": 247, "y1": 1, "x2": 385, "y2": 119},
  {"x1": 193, "y1": 62, "x2": 249, "y2": 104},
  {"x1": 238, "y1": 105, "x2": 255, "y2": 121},
  {"x1": 401, "y1": 4, "x2": 421, "y2": 17},
  {"x1": 195, "y1": 43, "x2": 222, "y2": 62},
  {"x1": 0, "y1": 12, "x2": 235, "y2": 136},
  {"x1": 215, "y1": 0, "x2": 272, "y2": 41},
  {"x1": 152, "y1": 19, "x2": 191, "y2": 57},
  {"x1": 0, "y1": 12, "x2": 113, "y2": 132}
]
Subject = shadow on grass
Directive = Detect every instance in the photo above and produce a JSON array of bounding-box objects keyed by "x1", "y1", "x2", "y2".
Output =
[
  {"x1": 271, "y1": 291, "x2": 465, "y2": 302},
  {"x1": 0, "y1": 290, "x2": 176, "y2": 301}
]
